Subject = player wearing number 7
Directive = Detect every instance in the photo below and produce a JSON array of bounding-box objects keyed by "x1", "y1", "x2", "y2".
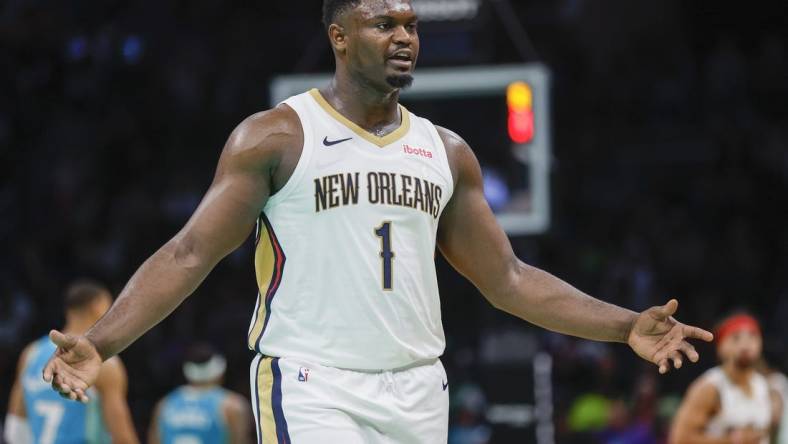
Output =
[
  {"x1": 5, "y1": 280, "x2": 139, "y2": 444},
  {"x1": 43, "y1": 1, "x2": 714, "y2": 443}
]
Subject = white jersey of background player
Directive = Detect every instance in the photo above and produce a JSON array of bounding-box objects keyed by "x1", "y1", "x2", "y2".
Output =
[
  {"x1": 671, "y1": 314, "x2": 783, "y2": 444},
  {"x1": 43, "y1": 1, "x2": 715, "y2": 443}
]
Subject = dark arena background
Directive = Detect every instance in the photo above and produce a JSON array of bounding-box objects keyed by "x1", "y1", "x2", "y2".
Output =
[{"x1": 2, "y1": 1, "x2": 788, "y2": 443}]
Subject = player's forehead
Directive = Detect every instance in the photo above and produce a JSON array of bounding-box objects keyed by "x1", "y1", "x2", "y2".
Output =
[{"x1": 351, "y1": 0, "x2": 416, "y2": 21}]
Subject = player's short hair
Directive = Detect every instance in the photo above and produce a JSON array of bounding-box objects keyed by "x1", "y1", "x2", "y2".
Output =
[
  {"x1": 64, "y1": 279, "x2": 111, "y2": 311},
  {"x1": 322, "y1": 0, "x2": 361, "y2": 29},
  {"x1": 184, "y1": 343, "x2": 218, "y2": 365},
  {"x1": 183, "y1": 343, "x2": 226, "y2": 383}
]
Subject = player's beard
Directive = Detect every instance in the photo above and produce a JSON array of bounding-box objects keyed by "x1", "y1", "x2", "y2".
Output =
[
  {"x1": 386, "y1": 74, "x2": 414, "y2": 89},
  {"x1": 733, "y1": 354, "x2": 756, "y2": 370}
]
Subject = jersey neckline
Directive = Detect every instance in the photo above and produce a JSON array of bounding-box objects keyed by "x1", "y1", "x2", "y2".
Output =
[{"x1": 308, "y1": 88, "x2": 411, "y2": 148}]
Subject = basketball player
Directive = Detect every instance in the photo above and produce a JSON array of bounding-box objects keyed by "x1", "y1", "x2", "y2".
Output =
[
  {"x1": 42, "y1": 1, "x2": 715, "y2": 442},
  {"x1": 670, "y1": 313, "x2": 783, "y2": 444},
  {"x1": 5, "y1": 279, "x2": 138, "y2": 444},
  {"x1": 148, "y1": 344, "x2": 252, "y2": 444}
]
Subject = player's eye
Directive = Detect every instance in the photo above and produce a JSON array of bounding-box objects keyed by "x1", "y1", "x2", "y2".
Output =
[
  {"x1": 376, "y1": 22, "x2": 391, "y2": 30},
  {"x1": 407, "y1": 22, "x2": 418, "y2": 32}
]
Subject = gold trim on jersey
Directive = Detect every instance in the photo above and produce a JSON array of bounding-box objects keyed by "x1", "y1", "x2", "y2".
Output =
[
  {"x1": 255, "y1": 358, "x2": 278, "y2": 444},
  {"x1": 309, "y1": 88, "x2": 411, "y2": 148},
  {"x1": 247, "y1": 215, "x2": 286, "y2": 351}
]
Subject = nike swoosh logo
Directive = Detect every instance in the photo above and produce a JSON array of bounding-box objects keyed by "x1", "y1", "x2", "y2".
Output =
[
  {"x1": 442, "y1": 380, "x2": 449, "y2": 391},
  {"x1": 323, "y1": 136, "x2": 353, "y2": 147}
]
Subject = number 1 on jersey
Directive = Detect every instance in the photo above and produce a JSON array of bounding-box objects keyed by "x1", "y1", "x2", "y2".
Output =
[{"x1": 375, "y1": 221, "x2": 395, "y2": 291}]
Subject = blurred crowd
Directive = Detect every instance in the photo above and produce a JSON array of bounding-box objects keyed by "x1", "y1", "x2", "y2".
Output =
[{"x1": 2, "y1": 1, "x2": 787, "y2": 443}]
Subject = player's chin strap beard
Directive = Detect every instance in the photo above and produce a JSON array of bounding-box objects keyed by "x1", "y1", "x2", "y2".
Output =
[{"x1": 386, "y1": 74, "x2": 414, "y2": 89}]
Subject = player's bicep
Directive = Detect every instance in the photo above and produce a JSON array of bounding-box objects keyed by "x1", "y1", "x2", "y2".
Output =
[
  {"x1": 436, "y1": 129, "x2": 519, "y2": 301},
  {"x1": 173, "y1": 110, "x2": 293, "y2": 264}
]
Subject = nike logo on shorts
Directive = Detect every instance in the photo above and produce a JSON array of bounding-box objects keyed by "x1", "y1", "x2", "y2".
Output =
[
  {"x1": 442, "y1": 380, "x2": 448, "y2": 391},
  {"x1": 323, "y1": 136, "x2": 353, "y2": 147}
]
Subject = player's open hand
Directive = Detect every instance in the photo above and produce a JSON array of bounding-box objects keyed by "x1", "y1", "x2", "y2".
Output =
[
  {"x1": 627, "y1": 299, "x2": 714, "y2": 374},
  {"x1": 42, "y1": 329, "x2": 102, "y2": 403}
]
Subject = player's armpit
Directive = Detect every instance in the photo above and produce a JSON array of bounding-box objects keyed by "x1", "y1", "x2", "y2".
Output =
[
  {"x1": 669, "y1": 380, "x2": 728, "y2": 444},
  {"x1": 223, "y1": 393, "x2": 254, "y2": 444},
  {"x1": 95, "y1": 357, "x2": 140, "y2": 444}
]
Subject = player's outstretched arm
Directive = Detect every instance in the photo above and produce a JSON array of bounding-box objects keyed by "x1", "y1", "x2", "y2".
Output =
[
  {"x1": 435, "y1": 127, "x2": 712, "y2": 374},
  {"x1": 43, "y1": 105, "x2": 303, "y2": 401}
]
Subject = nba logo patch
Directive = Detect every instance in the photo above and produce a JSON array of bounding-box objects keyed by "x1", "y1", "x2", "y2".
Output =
[{"x1": 298, "y1": 367, "x2": 310, "y2": 382}]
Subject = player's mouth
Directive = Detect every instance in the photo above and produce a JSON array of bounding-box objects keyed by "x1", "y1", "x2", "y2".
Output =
[{"x1": 387, "y1": 50, "x2": 414, "y2": 69}]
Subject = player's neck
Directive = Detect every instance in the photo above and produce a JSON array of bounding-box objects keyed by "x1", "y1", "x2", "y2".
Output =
[
  {"x1": 324, "y1": 70, "x2": 401, "y2": 133},
  {"x1": 187, "y1": 382, "x2": 218, "y2": 390},
  {"x1": 722, "y1": 361, "x2": 754, "y2": 387}
]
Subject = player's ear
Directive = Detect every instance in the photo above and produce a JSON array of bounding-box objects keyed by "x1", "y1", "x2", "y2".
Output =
[{"x1": 328, "y1": 23, "x2": 348, "y2": 54}]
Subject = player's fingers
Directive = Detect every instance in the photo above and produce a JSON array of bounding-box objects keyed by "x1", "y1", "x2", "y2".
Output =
[
  {"x1": 42, "y1": 358, "x2": 56, "y2": 382},
  {"x1": 678, "y1": 341, "x2": 699, "y2": 362},
  {"x1": 652, "y1": 299, "x2": 678, "y2": 321},
  {"x1": 53, "y1": 374, "x2": 72, "y2": 395},
  {"x1": 50, "y1": 329, "x2": 78, "y2": 350},
  {"x1": 668, "y1": 350, "x2": 683, "y2": 369},
  {"x1": 658, "y1": 358, "x2": 669, "y2": 374},
  {"x1": 74, "y1": 388, "x2": 90, "y2": 403},
  {"x1": 683, "y1": 324, "x2": 714, "y2": 342}
]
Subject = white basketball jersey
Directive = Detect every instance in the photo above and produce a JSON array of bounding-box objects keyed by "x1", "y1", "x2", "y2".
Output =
[
  {"x1": 246, "y1": 89, "x2": 454, "y2": 370},
  {"x1": 704, "y1": 367, "x2": 771, "y2": 443}
]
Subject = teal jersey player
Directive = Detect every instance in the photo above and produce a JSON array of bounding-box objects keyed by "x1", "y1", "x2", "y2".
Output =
[
  {"x1": 149, "y1": 345, "x2": 252, "y2": 444},
  {"x1": 4, "y1": 279, "x2": 139, "y2": 444},
  {"x1": 158, "y1": 386, "x2": 230, "y2": 444},
  {"x1": 22, "y1": 336, "x2": 110, "y2": 444}
]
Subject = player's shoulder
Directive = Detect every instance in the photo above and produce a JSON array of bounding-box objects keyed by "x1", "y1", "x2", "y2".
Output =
[
  {"x1": 434, "y1": 125, "x2": 470, "y2": 153},
  {"x1": 16, "y1": 340, "x2": 39, "y2": 373},
  {"x1": 434, "y1": 125, "x2": 480, "y2": 187},
  {"x1": 226, "y1": 104, "x2": 303, "y2": 159},
  {"x1": 221, "y1": 390, "x2": 249, "y2": 414},
  {"x1": 686, "y1": 373, "x2": 722, "y2": 407}
]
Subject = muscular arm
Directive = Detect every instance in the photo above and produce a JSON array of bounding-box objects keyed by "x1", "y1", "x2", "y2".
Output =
[
  {"x1": 436, "y1": 127, "x2": 712, "y2": 372},
  {"x1": 86, "y1": 106, "x2": 301, "y2": 360},
  {"x1": 436, "y1": 128, "x2": 636, "y2": 343},
  {"x1": 223, "y1": 393, "x2": 253, "y2": 444},
  {"x1": 95, "y1": 357, "x2": 139, "y2": 444},
  {"x1": 43, "y1": 105, "x2": 302, "y2": 402}
]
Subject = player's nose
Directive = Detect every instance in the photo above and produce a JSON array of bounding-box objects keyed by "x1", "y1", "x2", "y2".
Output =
[{"x1": 392, "y1": 25, "x2": 413, "y2": 45}]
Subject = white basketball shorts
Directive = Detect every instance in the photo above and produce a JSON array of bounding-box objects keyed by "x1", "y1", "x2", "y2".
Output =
[{"x1": 249, "y1": 355, "x2": 449, "y2": 443}]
